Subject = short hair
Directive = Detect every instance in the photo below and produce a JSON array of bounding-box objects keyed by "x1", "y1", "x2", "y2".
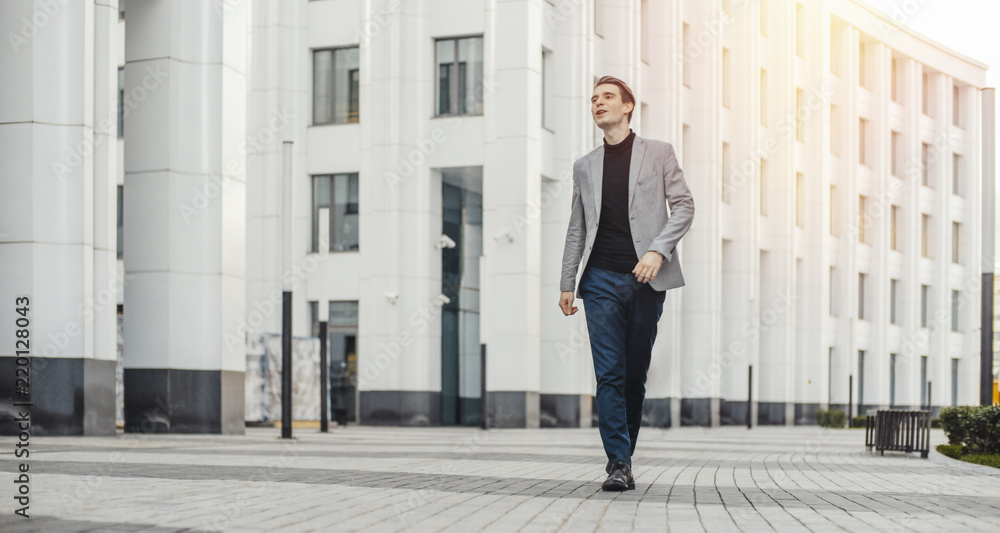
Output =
[{"x1": 594, "y1": 75, "x2": 635, "y2": 123}]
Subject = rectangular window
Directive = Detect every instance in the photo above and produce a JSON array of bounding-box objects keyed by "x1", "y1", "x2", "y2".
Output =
[
  {"x1": 890, "y1": 279, "x2": 898, "y2": 324},
  {"x1": 722, "y1": 142, "x2": 730, "y2": 203},
  {"x1": 921, "y1": 284, "x2": 929, "y2": 327},
  {"x1": 830, "y1": 185, "x2": 839, "y2": 236},
  {"x1": 952, "y1": 84, "x2": 960, "y2": 127},
  {"x1": 830, "y1": 21, "x2": 840, "y2": 75},
  {"x1": 682, "y1": 24, "x2": 691, "y2": 88},
  {"x1": 920, "y1": 355, "x2": 929, "y2": 407},
  {"x1": 952, "y1": 153, "x2": 961, "y2": 196},
  {"x1": 760, "y1": 0, "x2": 768, "y2": 36},
  {"x1": 117, "y1": 67, "x2": 124, "y2": 138},
  {"x1": 858, "y1": 195, "x2": 866, "y2": 243},
  {"x1": 542, "y1": 48, "x2": 553, "y2": 129},
  {"x1": 951, "y1": 358, "x2": 959, "y2": 406},
  {"x1": 858, "y1": 350, "x2": 865, "y2": 407},
  {"x1": 796, "y1": 89, "x2": 804, "y2": 142},
  {"x1": 890, "y1": 131, "x2": 899, "y2": 176},
  {"x1": 828, "y1": 347, "x2": 834, "y2": 405},
  {"x1": 952, "y1": 221, "x2": 960, "y2": 263},
  {"x1": 760, "y1": 69, "x2": 767, "y2": 125},
  {"x1": 796, "y1": 173, "x2": 804, "y2": 227},
  {"x1": 640, "y1": 0, "x2": 649, "y2": 63},
  {"x1": 858, "y1": 273, "x2": 866, "y2": 319},
  {"x1": 830, "y1": 266, "x2": 837, "y2": 316},
  {"x1": 891, "y1": 58, "x2": 898, "y2": 102},
  {"x1": 760, "y1": 158, "x2": 768, "y2": 216},
  {"x1": 858, "y1": 41, "x2": 866, "y2": 88},
  {"x1": 594, "y1": 0, "x2": 603, "y2": 36},
  {"x1": 830, "y1": 104, "x2": 838, "y2": 155},
  {"x1": 890, "y1": 205, "x2": 898, "y2": 250},
  {"x1": 116, "y1": 185, "x2": 123, "y2": 259},
  {"x1": 858, "y1": 118, "x2": 867, "y2": 166},
  {"x1": 312, "y1": 173, "x2": 360, "y2": 252},
  {"x1": 890, "y1": 353, "x2": 897, "y2": 407},
  {"x1": 922, "y1": 72, "x2": 929, "y2": 115},
  {"x1": 921, "y1": 143, "x2": 930, "y2": 187},
  {"x1": 796, "y1": 3, "x2": 805, "y2": 57},
  {"x1": 436, "y1": 36, "x2": 484, "y2": 116},
  {"x1": 922, "y1": 214, "x2": 930, "y2": 257},
  {"x1": 722, "y1": 48, "x2": 731, "y2": 108},
  {"x1": 951, "y1": 289, "x2": 960, "y2": 331},
  {"x1": 313, "y1": 47, "x2": 360, "y2": 125}
]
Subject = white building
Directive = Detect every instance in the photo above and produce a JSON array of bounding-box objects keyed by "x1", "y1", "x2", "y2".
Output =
[{"x1": 0, "y1": 0, "x2": 991, "y2": 434}]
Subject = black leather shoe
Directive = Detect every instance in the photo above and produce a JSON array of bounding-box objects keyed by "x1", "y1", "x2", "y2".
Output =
[
  {"x1": 605, "y1": 459, "x2": 636, "y2": 490},
  {"x1": 602, "y1": 460, "x2": 633, "y2": 491}
]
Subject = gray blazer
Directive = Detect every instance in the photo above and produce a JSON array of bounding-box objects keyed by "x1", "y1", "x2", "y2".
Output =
[{"x1": 560, "y1": 134, "x2": 695, "y2": 299}]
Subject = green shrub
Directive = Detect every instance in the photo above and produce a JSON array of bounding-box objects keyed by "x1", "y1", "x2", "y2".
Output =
[
  {"x1": 816, "y1": 408, "x2": 846, "y2": 428},
  {"x1": 936, "y1": 443, "x2": 963, "y2": 459},
  {"x1": 851, "y1": 415, "x2": 867, "y2": 428},
  {"x1": 964, "y1": 405, "x2": 1000, "y2": 455},
  {"x1": 930, "y1": 418, "x2": 941, "y2": 429},
  {"x1": 960, "y1": 453, "x2": 1000, "y2": 469},
  {"x1": 940, "y1": 406, "x2": 978, "y2": 446}
]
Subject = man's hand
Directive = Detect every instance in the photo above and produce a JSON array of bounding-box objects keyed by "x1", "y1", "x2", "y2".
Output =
[
  {"x1": 633, "y1": 251, "x2": 664, "y2": 283},
  {"x1": 559, "y1": 291, "x2": 578, "y2": 315}
]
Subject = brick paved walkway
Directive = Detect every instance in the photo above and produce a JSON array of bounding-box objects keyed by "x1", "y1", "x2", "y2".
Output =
[{"x1": 1, "y1": 425, "x2": 999, "y2": 532}]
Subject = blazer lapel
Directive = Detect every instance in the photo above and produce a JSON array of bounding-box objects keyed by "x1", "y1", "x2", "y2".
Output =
[
  {"x1": 589, "y1": 145, "x2": 605, "y2": 221},
  {"x1": 627, "y1": 136, "x2": 646, "y2": 210}
]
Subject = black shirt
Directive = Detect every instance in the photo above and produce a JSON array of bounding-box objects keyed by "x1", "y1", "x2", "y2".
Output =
[{"x1": 586, "y1": 129, "x2": 639, "y2": 274}]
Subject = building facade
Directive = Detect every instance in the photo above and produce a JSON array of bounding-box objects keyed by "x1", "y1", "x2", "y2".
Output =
[{"x1": 0, "y1": 0, "x2": 991, "y2": 434}]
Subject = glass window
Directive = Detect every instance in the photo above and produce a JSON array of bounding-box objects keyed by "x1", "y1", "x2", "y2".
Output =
[
  {"x1": 920, "y1": 355, "x2": 929, "y2": 407},
  {"x1": 118, "y1": 67, "x2": 124, "y2": 138},
  {"x1": 951, "y1": 358, "x2": 959, "y2": 406},
  {"x1": 858, "y1": 273, "x2": 865, "y2": 319},
  {"x1": 436, "y1": 36, "x2": 484, "y2": 116},
  {"x1": 890, "y1": 279, "x2": 897, "y2": 324},
  {"x1": 890, "y1": 353, "x2": 897, "y2": 407},
  {"x1": 951, "y1": 290, "x2": 960, "y2": 331},
  {"x1": 858, "y1": 350, "x2": 865, "y2": 407},
  {"x1": 313, "y1": 47, "x2": 360, "y2": 125},
  {"x1": 117, "y1": 185, "x2": 123, "y2": 259},
  {"x1": 921, "y1": 284, "x2": 929, "y2": 327},
  {"x1": 312, "y1": 173, "x2": 359, "y2": 252},
  {"x1": 953, "y1": 154, "x2": 961, "y2": 196}
]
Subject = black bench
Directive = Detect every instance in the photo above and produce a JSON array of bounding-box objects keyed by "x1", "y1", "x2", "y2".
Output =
[{"x1": 865, "y1": 409, "x2": 931, "y2": 458}]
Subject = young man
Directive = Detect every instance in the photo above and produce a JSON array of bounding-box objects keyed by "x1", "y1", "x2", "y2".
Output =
[{"x1": 558, "y1": 76, "x2": 695, "y2": 491}]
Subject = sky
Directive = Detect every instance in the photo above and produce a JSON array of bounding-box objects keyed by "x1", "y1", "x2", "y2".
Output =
[{"x1": 862, "y1": 0, "x2": 1000, "y2": 270}]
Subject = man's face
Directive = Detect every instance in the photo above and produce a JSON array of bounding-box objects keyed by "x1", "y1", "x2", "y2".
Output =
[{"x1": 591, "y1": 83, "x2": 632, "y2": 129}]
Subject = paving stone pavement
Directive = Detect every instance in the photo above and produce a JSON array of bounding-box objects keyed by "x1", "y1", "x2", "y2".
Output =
[{"x1": 1, "y1": 425, "x2": 999, "y2": 532}]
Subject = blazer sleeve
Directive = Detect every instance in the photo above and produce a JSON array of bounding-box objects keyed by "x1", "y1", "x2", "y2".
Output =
[
  {"x1": 560, "y1": 161, "x2": 587, "y2": 293},
  {"x1": 647, "y1": 143, "x2": 694, "y2": 262}
]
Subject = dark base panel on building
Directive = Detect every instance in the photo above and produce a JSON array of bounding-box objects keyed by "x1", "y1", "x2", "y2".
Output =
[
  {"x1": 458, "y1": 396, "x2": 482, "y2": 426},
  {"x1": 124, "y1": 368, "x2": 245, "y2": 434},
  {"x1": 720, "y1": 400, "x2": 758, "y2": 426},
  {"x1": 485, "y1": 390, "x2": 539, "y2": 428},
  {"x1": 641, "y1": 397, "x2": 672, "y2": 428},
  {"x1": 359, "y1": 390, "x2": 441, "y2": 426},
  {"x1": 0, "y1": 356, "x2": 116, "y2": 436},
  {"x1": 829, "y1": 403, "x2": 848, "y2": 415},
  {"x1": 794, "y1": 403, "x2": 821, "y2": 425},
  {"x1": 757, "y1": 402, "x2": 788, "y2": 425},
  {"x1": 681, "y1": 397, "x2": 719, "y2": 427},
  {"x1": 540, "y1": 393, "x2": 588, "y2": 428}
]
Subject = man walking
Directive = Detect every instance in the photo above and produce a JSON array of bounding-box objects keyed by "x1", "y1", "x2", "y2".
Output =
[{"x1": 559, "y1": 76, "x2": 695, "y2": 491}]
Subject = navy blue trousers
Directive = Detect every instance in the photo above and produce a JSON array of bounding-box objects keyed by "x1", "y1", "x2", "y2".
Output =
[{"x1": 578, "y1": 265, "x2": 666, "y2": 468}]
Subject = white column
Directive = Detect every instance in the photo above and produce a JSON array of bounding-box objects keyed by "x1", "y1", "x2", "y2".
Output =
[
  {"x1": 122, "y1": 0, "x2": 246, "y2": 433},
  {"x1": 0, "y1": 0, "x2": 118, "y2": 435},
  {"x1": 481, "y1": 0, "x2": 543, "y2": 427}
]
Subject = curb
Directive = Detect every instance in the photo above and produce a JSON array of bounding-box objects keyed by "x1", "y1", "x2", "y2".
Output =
[{"x1": 928, "y1": 447, "x2": 1000, "y2": 477}]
